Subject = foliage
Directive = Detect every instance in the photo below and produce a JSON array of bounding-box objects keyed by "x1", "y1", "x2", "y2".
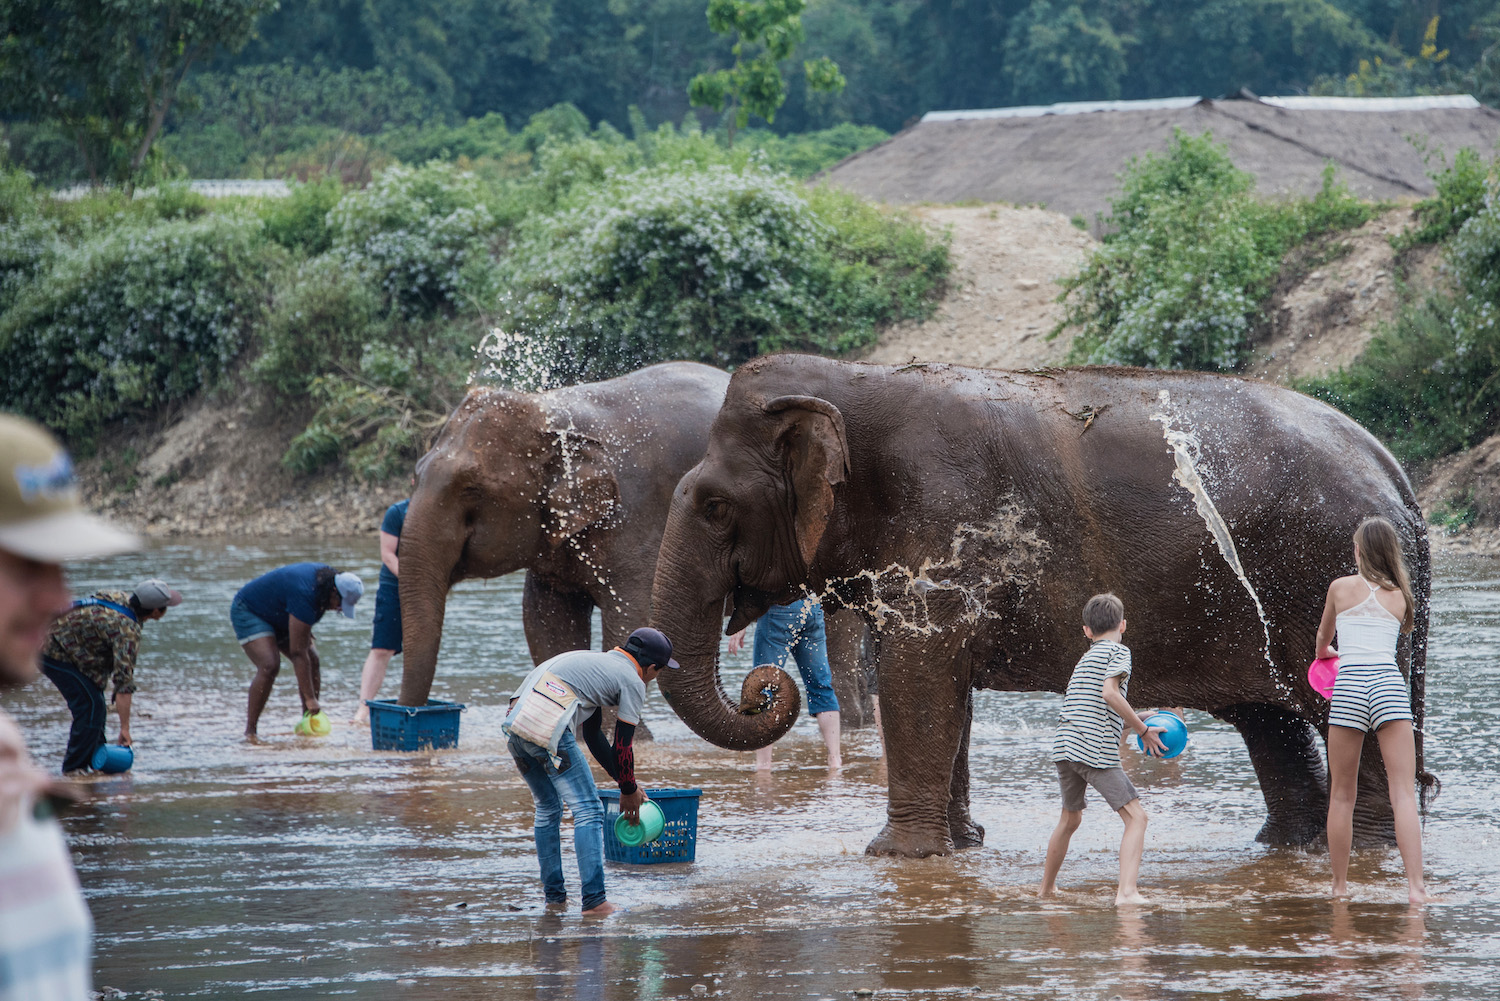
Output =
[
  {"x1": 1301, "y1": 158, "x2": 1500, "y2": 464},
  {"x1": 326, "y1": 163, "x2": 501, "y2": 320},
  {"x1": 163, "y1": 63, "x2": 440, "y2": 178},
  {"x1": 1310, "y1": 16, "x2": 1452, "y2": 96},
  {"x1": 260, "y1": 177, "x2": 344, "y2": 255},
  {"x1": 0, "y1": 215, "x2": 278, "y2": 444},
  {"x1": 1002, "y1": 2, "x2": 1130, "y2": 104},
  {"x1": 494, "y1": 164, "x2": 946, "y2": 386},
  {"x1": 689, "y1": 0, "x2": 846, "y2": 138},
  {"x1": 0, "y1": 0, "x2": 275, "y2": 186},
  {"x1": 1057, "y1": 131, "x2": 1373, "y2": 371},
  {"x1": 281, "y1": 374, "x2": 447, "y2": 481},
  {"x1": 1395, "y1": 147, "x2": 1491, "y2": 249}
]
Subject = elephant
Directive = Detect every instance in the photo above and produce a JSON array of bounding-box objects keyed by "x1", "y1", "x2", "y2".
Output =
[
  {"x1": 650, "y1": 353, "x2": 1432, "y2": 858},
  {"x1": 395, "y1": 362, "x2": 731, "y2": 710}
]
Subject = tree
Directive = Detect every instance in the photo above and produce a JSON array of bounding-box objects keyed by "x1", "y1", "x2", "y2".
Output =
[
  {"x1": 0, "y1": 0, "x2": 275, "y2": 187},
  {"x1": 688, "y1": 0, "x2": 845, "y2": 142}
]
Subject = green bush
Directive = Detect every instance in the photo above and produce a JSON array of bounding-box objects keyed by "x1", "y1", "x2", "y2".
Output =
[
  {"x1": 0, "y1": 215, "x2": 279, "y2": 444},
  {"x1": 1395, "y1": 147, "x2": 1491, "y2": 249},
  {"x1": 282, "y1": 374, "x2": 445, "y2": 481},
  {"x1": 327, "y1": 163, "x2": 500, "y2": 319},
  {"x1": 1302, "y1": 164, "x2": 1500, "y2": 465},
  {"x1": 261, "y1": 176, "x2": 343, "y2": 254},
  {"x1": 493, "y1": 164, "x2": 947, "y2": 385},
  {"x1": 1057, "y1": 131, "x2": 1372, "y2": 371},
  {"x1": 253, "y1": 255, "x2": 385, "y2": 397}
]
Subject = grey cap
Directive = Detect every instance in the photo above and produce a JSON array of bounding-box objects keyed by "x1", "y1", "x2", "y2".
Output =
[
  {"x1": 132, "y1": 579, "x2": 182, "y2": 611},
  {"x1": 334, "y1": 571, "x2": 364, "y2": 619}
]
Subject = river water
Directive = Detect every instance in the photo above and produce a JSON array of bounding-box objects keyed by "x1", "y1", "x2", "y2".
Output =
[{"x1": 4, "y1": 540, "x2": 1498, "y2": 1000}]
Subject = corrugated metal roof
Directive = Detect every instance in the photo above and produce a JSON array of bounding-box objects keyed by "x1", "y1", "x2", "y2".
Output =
[
  {"x1": 1258, "y1": 95, "x2": 1481, "y2": 111},
  {"x1": 922, "y1": 97, "x2": 1202, "y2": 122}
]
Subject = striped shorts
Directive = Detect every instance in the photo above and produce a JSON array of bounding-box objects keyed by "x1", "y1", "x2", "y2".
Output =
[{"x1": 1328, "y1": 663, "x2": 1413, "y2": 733}]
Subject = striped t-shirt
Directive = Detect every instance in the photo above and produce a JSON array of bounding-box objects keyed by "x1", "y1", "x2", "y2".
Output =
[{"x1": 1052, "y1": 640, "x2": 1132, "y2": 769}]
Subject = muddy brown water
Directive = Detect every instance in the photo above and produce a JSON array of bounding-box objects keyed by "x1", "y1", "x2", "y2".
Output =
[{"x1": 4, "y1": 540, "x2": 1498, "y2": 999}]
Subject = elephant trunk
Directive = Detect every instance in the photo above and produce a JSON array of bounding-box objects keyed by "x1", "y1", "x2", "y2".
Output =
[
  {"x1": 396, "y1": 489, "x2": 466, "y2": 707},
  {"x1": 650, "y1": 530, "x2": 800, "y2": 751}
]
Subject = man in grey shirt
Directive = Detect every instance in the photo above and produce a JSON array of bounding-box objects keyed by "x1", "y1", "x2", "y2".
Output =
[{"x1": 503, "y1": 626, "x2": 678, "y2": 915}]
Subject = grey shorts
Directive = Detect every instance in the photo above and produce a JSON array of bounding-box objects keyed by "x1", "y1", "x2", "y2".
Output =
[{"x1": 1055, "y1": 760, "x2": 1138, "y2": 812}]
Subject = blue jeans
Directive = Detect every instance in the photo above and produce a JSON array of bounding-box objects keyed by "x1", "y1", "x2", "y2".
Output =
[
  {"x1": 752, "y1": 599, "x2": 840, "y2": 716},
  {"x1": 40, "y1": 657, "x2": 106, "y2": 773},
  {"x1": 508, "y1": 730, "x2": 607, "y2": 911}
]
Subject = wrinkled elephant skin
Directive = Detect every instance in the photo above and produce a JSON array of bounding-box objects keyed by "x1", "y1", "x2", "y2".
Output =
[
  {"x1": 651, "y1": 354, "x2": 1430, "y2": 858},
  {"x1": 396, "y1": 363, "x2": 730, "y2": 709}
]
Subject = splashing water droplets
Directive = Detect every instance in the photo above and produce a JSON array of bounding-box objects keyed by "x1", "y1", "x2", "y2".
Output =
[{"x1": 1151, "y1": 389, "x2": 1276, "y2": 672}]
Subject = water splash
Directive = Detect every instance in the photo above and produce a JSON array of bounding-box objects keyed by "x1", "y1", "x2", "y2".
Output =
[
  {"x1": 795, "y1": 500, "x2": 1051, "y2": 636},
  {"x1": 471, "y1": 325, "x2": 564, "y2": 392},
  {"x1": 1150, "y1": 389, "x2": 1275, "y2": 668}
]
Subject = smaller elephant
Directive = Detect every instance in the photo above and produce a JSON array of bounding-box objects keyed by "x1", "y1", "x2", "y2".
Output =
[{"x1": 396, "y1": 362, "x2": 730, "y2": 709}]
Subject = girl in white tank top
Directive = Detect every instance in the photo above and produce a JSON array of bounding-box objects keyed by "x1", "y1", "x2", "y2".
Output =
[{"x1": 1313, "y1": 517, "x2": 1425, "y2": 905}]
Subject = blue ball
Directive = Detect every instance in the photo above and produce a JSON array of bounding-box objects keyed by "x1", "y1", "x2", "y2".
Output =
[{"x1": 1136, "y1": 711, "x2": 1188, "y2": 759}]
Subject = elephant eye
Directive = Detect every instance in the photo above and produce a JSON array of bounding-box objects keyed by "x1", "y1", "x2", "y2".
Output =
[{"x1": 702, "y1": 497, "x2": 731, "y2": 524}]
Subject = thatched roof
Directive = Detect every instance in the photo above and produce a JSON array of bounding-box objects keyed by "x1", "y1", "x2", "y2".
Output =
[{"x1": 820, "y1": 95, "x2": 1500, "y2": 223}]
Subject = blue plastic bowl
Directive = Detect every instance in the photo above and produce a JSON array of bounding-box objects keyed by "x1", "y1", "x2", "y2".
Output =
[
  {"x1": 91, "y1": 744, "x2": 134, "y2": 774},
  {"x1": 1136, "y1": 711, "x2": 1188, "y2": 759}
]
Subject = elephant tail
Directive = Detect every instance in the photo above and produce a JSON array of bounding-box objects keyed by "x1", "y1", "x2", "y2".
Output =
[{"x1": 1410, "y1": 517, "x2": 1440, "y2": 813}]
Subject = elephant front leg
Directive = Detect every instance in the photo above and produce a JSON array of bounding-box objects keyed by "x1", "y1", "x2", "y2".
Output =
[
  {"x1": 865, "y1": 634, "x2": 970, "y2": 859},
  {"x1": 522, "y1": 572, "x2": 594, "y2": 661},
  {"x1": 1218, "y1": 703, "x2": 1328, "y2": 846},
  {"x1": 947, "y1": 689, "x2": 985, "y2": 849}
]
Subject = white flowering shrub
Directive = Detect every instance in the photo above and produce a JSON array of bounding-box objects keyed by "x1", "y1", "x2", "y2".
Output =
[
  {"x1": 327, "y1": 163, "x2": 500, "y2": 319},
  {"x1": 0, "y1": 216, "x2": 278, "y2": 442},
  {"x1": 1059, "y1": 131, "x2": 1369, "y2": 371},
  {"x1": 496, "y1": 164, "x2": 946, "y2": 384}
]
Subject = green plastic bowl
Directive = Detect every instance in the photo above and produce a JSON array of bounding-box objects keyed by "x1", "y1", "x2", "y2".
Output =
[{"x1": 613, "y1": 800, "x2": 666, "y2": 846}]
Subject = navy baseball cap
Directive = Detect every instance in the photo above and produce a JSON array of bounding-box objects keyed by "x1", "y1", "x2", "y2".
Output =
[{"x1": 624, "y1": 627, "x2": 679, "y2": 670}]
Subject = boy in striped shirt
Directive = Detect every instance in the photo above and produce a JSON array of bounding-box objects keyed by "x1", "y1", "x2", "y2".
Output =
[{"x1": 1040, "y1": 593, "x2": 1167, "y2": 905}]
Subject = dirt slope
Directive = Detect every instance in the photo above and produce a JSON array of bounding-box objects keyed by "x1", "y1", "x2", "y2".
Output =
[{"x1": 857, "y1": 204, "x2": 1094, "y2": 369}]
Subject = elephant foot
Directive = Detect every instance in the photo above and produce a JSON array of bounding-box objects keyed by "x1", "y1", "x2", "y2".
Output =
[
  {"x1": 1254, "y1": 815, "x2": 1325, "y2": 847},
  {"x1": 865, "y1": 823, "x2": 954, "y2": 859},
  {"x1": 948, "y1": 816, "x2": 985, "y2": 850}
]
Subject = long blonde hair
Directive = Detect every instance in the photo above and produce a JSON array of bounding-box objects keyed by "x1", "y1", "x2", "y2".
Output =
[{"x1": 1354, "y1": 516, "x2": 1416, "y2": 634}]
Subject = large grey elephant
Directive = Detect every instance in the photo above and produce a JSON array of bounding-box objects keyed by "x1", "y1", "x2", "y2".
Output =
[
  {"x1": 650, "y1": 354, "x2": 1432, "y2": 858},
  {"x1": 393, "y1": 360, "x2": 875, "y2": 726},
  {"x1": 395, "y1": 362, "x2": 730, "y2": 707}
]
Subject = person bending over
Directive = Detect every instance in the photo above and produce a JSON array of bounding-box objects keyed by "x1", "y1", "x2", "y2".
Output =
[
  {"x1": 1040, "y1": 593, "x2": 1166, "y2": 905},
  {"x1": 41, "y1": 578, "x2": 181, "y2": 773},
  {"x1": 504, "y1": 627, "x2": 678, "y2": 916},
  {"x1": 232, "y1": 562, "x2": 362, "y2": 740}
]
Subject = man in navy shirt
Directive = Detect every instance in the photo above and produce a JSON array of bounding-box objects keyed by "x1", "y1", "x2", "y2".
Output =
[
  {"x1": 353, "y1": 498, "x2": 407, "y2": 724},
  {"x1": 231, "y1": 562, "x2": 363, "y2": 740}
]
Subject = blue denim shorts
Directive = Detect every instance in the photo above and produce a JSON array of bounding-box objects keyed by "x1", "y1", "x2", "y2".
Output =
[
  {"x1": 752, "y1": 599, "x2": 840, "y2": 716},
  {"x1": 370, "y1": 578, "x2": 402, "y2": 653},
  {"x1": 230, "y1": 597, "x2": 277, "y2": 645}
]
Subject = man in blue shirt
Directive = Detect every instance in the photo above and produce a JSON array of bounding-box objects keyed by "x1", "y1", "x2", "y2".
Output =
[
  {"x1": 231, "y1": 562, "x2": 363, "y2": 740},
  {"x1": 353, "y1": 498, "x2": 407, "y2": 724}
]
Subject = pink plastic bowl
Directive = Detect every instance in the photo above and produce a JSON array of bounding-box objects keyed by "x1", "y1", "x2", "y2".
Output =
[{"x1": 1308, "y1": 657, "x2": 1339, "y2": 698}]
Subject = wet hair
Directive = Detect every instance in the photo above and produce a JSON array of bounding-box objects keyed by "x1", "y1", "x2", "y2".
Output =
[
  {"x1": 313, "y1": 566, "x2": 339, "y2": 611},
  {"x1": 1082, "y1": 592, "x2": 1124, "y2": 634},
  {"x1": 1353, "y1": 517, "x2": 1416, "y2": 634},
  {"x1": 127, "y1": 594, "x2": 144, "y2": 616}
]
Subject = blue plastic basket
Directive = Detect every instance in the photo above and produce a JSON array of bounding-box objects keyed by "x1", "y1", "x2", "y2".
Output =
[
  {"x1": 366, "y1": 699, "x2": 465, "y2": 751},
  {"x1": 598, "y1": 788, "x2": 701, "y2": 864}
]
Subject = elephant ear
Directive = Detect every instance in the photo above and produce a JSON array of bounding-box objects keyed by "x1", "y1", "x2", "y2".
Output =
[
  {"x1": 543, "y1": 432, "x2": 620, "y2": 547},
  {"x1": 763, "y1": 395, "x2": 850, "y2": 570}
]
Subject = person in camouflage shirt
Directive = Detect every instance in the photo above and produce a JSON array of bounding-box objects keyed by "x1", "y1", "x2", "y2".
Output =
[{"x1": 41, "y1": 579, "x2": 181, "y2": 772}]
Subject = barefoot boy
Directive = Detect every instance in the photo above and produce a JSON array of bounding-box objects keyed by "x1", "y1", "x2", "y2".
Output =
[{"x1": 1040, "y1": 593, "x2": 1167, "y2": 905}]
